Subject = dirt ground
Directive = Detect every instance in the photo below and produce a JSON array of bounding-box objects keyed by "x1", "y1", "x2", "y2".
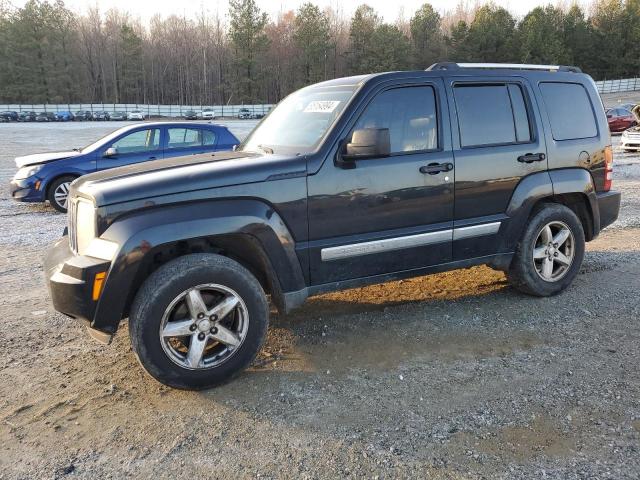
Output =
[{"x1": 1, "y1": 111, "x2": 639, "y2": 479}]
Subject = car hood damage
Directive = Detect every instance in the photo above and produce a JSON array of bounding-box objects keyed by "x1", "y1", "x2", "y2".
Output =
[
  {"x1": 15, "y1": 151, "x2": 81, "y2": 168},
  {"x1": 623, "y1": 105, "x2": 640, "y2": 134},
  {"x1": 633, "y1": 105, "x2": 640, "y2": 122},
  {"x1": 72, "y1": 150, "x2": 308, "y2": 207}
]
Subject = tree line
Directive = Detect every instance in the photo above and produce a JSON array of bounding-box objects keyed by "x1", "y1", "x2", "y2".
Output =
[{"x1": 1, "y1": 0, "x2": 639, "y2": 106}]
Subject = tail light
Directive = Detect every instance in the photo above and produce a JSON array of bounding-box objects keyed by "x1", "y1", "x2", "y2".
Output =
[{"x1": 603, "y1": 145, "x2": 613, "y2": 191}]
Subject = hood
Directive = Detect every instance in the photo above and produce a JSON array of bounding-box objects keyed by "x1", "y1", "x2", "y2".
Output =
[
  {"x1": 73, "y1": 150, "x2": 308, "y2": 207},
  {"x1": 623, "y1": 106, "x2": 640, "y2": 133},
  {"x1": 15, "y1": 150, "x2": 81, "y2": 168}
]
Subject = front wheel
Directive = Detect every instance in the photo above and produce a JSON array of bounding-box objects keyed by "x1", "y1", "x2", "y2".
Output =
[
  {"x1": 47, "y1": 176, "x2": 76, "y2": 213},
  {"x1": 507, "y1": 203, "x2": 585, "y2": 297},
  {"x1": 129, "y1": 254, "x2": 269, "y2": 390}
]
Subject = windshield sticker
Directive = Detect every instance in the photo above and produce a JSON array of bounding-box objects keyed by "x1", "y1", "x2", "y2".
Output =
[{"x1": 304, "y1": 100, "x2": 341, "y2": 113}]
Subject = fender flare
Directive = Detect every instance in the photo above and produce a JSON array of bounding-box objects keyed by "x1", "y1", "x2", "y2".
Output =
[
  {"x1": 498, "y1": 168, "x2": 598, "y2": 254},
  {"x1": 91, "y1": 199, "x2": 306, "y2": 333},
  {"x1": 548, "y1": 168, "x2": 599, "y2": 238}
]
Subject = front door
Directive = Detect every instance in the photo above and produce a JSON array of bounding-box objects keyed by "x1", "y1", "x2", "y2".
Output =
[
  {"x1": 307, "y1": 80, "x2": 455, "y2": 285},
  {"x1": 98, "y1": 127, "x2": 163, "y2": 170}
]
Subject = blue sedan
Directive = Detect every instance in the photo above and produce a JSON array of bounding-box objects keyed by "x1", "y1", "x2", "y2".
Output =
[{"x1": 9, "y1": 122, "x2": 240, "y2": 212}]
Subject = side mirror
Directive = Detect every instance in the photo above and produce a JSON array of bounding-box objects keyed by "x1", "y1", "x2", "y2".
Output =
[
  {"x1": 336, "y1": 128, "x2": 390, "y2": 169},
  {"x1": 103, "y1": 147, "x2": 118, "y2": 158}
]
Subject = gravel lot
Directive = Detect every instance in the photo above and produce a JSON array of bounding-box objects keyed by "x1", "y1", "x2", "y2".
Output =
[{"x1": 0, "y1": 111, "x2": 639, "y2": 479}]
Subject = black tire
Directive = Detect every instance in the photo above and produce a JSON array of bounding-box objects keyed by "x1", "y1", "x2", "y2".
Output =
[
  {"x1": 507, "y1": 203, "x2": 585, "y2": 297},
  {"x1": 128, "y1": 253, "x2": 269, "y2": 390},
  {"x1": 46, "y1": 175, "x2": 76, "y2": 213}
]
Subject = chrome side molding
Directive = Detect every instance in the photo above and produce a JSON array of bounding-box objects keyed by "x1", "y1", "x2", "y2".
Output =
[
  {"x1": 452, "y1": 222, "x2": 501, "y2": 241},
  {"x1": 321, "y1": 221, "x2": 502, "y2": 261},
  {"x1": 321, "y1": 230, "x2": 452, "y2": 261}
]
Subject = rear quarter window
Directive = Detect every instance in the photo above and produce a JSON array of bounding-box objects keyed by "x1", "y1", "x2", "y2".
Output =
[{"x1": 539, "y1": 82, "x2": 598, "y2": 141}]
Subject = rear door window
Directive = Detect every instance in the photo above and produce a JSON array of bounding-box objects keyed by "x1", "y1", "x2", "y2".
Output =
[
  {"x1": 539, "y1": 82, "x2": 597, "y2": 140},
  {"x1": 453, "y1": 83, "x2": 532, "y2": 148},
  {"x1": 167, "y1": 128, "x2": 216, "y2": 149}
]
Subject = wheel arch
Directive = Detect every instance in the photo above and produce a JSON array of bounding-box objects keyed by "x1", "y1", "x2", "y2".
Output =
[
  {"x1": 499, "y1": 168, "x2": 599, "y2": 255},
  {"x1": 91, "y1": 199, "x2": 307, "y2": 334},
  {"x1": 123, "y1": 233, "x2": 286, "y2": 321},
  {"x1": 44, "y1": 172, "x2": 81, "y2": 197}
]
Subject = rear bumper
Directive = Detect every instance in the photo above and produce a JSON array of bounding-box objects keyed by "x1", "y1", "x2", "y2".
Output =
[
  {"x1": 44, "y1": 237, "x2": 112, "y2": 334},
  {"x1": 597, "y1": 190, "x2": 621, "y2": 231},
  {"x1": 9, "y1": 176, "x2": 45, "y2": 202}
]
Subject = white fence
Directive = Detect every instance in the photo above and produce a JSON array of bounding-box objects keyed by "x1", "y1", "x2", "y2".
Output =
[
  {"x1": 595, "y1": 78, "x2": 640, "y2": 94},
  {"x1": 3, "y1": 78, "x2": 640, "y2": 112},
  {"x1": 0, "y1": 103, "x2": 274, "y2": 118}
]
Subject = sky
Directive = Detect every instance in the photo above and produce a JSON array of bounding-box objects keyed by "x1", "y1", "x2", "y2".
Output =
[{"x1": 9, "y1": 0, "x2": 591, "y2": 21}]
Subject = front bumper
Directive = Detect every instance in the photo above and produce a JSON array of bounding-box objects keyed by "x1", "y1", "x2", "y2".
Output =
[
  {"x1": 597, "y1": 190, "x2": 621, "y2": 231},
  {"x1": 620, "y1": 137, "x2": 640, "y2": 150},
  {"x1": 9, "y1": 176, "x2": 45, "y2": 202},
  {"x1": 44, "y1": 236, "x2": 112, "y2": 333}
]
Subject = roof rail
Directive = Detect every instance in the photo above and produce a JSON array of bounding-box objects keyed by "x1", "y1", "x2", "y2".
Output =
[{"x1": 426, "y1": 62, "x2": 582, "y2": 73}]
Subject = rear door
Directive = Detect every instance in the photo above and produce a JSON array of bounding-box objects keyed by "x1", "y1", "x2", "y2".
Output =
[
  {"x1": 164, "y1": 126, "x2": 217, "y2": 158},
  {"x1": 445, "y1": 77, "x2": 548, "y2": 260}
]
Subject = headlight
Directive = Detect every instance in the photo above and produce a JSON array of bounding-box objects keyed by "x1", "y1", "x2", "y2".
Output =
[
  {"x1": 14, "y1": 164, "x2": 43, "y2": 180},
  {"x1": 75, "y1": 198, "x2": 97, "y2": 255},
  {"x1": 70, "y1": 198, "x2": 118, "y2": 260}
]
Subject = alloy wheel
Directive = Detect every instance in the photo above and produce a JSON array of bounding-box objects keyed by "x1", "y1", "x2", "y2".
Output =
[
  {"x1": 159, "y1": 284, "x2": 249, "y2": 370},
  {"x1": 53, "y1": 182, "x2": 71, "y2": 210},
  {"x1": 532, "y1": 221, "x2": 575, "y2": 282}
]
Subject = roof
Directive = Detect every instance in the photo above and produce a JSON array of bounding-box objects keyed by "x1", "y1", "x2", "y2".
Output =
[
  {"x1": 307, "y1": 74, "x2": 373, "y2": 88},
  {"x1": 311, "y1": 63, "x2": 588, "y2": 90},
  {"x1": 116, "y1": 121, "x2": 231, "y2": 131}
]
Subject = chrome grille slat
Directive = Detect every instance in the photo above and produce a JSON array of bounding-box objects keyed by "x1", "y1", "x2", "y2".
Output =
[{"x1": 68, "y1": 198, "x2": 78, "y2": 253}]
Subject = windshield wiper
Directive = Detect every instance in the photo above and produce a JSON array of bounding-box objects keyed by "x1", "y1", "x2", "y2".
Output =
[{"x1": 257, "y1": 144, "x2": 274, "y2": 154}]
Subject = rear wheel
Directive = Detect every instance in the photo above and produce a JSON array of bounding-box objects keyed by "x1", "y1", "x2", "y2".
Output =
[
  {"x1": 507, "y1": 203, "x2": 585, "y2": 297},
  {"x1": 47, "y1": 175, "x2": 76, "y2": 213},
  {"x1": 129, "y1": 253, "x2": 269, "y2": 390}
]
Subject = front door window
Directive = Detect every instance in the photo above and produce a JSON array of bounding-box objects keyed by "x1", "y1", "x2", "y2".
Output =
[{"x1": 111, "y1": 129, "x2": 161, "y2": 154}]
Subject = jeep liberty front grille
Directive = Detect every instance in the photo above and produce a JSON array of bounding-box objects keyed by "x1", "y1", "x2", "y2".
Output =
[{"x1": 68, "y1": 197, "x2": 77, "y2": 254}]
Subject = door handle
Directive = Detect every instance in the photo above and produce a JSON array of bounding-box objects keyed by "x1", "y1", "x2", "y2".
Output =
[
  {"x1": 419, "y1": 162, "x2": 453, "y2": 175},
  {"x1": 517, "y1": 153, "x2": 546, "y2": 163},
  {"x1": 148, "y1": 156, "x2": 157, "y2": 160}
]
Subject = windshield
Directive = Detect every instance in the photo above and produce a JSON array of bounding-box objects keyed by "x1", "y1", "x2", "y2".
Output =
[{"x1": 241, "y1": 83, "x2": 358, "y2": 155}]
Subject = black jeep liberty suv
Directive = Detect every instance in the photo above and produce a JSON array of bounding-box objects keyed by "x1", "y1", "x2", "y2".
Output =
[{"x1": 45, "y1": 63, "x2": 621, "y2": 389}]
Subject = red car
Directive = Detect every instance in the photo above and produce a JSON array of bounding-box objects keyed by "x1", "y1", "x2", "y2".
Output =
[{"x1": 606, "y1": 107, "x2": 637, "y2": 132}]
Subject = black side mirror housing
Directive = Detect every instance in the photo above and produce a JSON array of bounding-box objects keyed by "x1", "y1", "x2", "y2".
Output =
[{"x1": 336, "y1": 128, "x2": 390, "y2": 169}]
